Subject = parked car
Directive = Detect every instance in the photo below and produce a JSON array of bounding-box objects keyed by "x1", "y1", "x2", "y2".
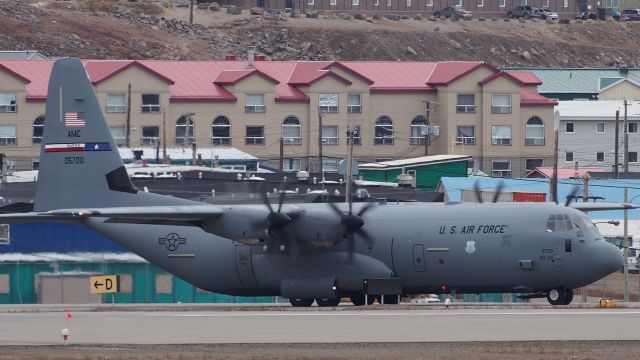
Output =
[
  {"x1": 621, "y1": 8, "x2": 640, "y2": 21},
  {"x1": 508, "y1": 6, "x2": 541, "y2": 19},
  {"x1": 536, "y1": 8, "x2": 558, "y2": 20},
  {"x1": 611, "y1": 11, "x2": 621, "y2": 21},
  {"x1": 576, "y1": 11, "x2": 597, "y2": 20},
  {"x1": 434, "y1": 6, "x2": 473, "y2": 20}
]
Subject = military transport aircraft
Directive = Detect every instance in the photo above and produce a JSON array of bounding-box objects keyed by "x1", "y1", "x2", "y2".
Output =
[{"x1": 0, "y1": 58, "x2": 631, "y2": 306}]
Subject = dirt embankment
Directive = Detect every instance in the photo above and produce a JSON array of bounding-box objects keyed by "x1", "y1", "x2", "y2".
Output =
[{"x1": 2, "y1": 0, "x2": 640, "y2": 67}]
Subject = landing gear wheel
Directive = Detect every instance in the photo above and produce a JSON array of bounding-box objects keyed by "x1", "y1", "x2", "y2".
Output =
[
  {"x1": 289, "y1": 298, "x2": 314, "y2": 307},
  {"x1": 350, "y1": 294, "x2": 375, "y2": 306},
  {"x1": 381, "y1": 294, "x2": 400, "y2": 304},
  {"x1": 316, "y1": 298, "x2": 340, "y2": 307},
  {"x1": 562, "y1": 289, "x2": 574, "y2": 305},
  {"x1": 546, "y1": 287, "x2": 567, "y2": 305}
]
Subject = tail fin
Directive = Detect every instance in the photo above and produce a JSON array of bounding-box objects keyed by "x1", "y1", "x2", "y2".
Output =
[{"x1": 34, "y1": 58, "x2": 192, "y2": 211}]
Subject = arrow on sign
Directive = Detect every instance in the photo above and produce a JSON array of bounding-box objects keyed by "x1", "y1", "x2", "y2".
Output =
[{"x1": 93, "y1": 281, "x2": 103, "y2": 289}]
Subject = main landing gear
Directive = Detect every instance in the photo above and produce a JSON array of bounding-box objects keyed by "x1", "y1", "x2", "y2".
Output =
[
  {"x1": 288, "y1": 298, "x2": 340, "y2": 307},
  {"x1": 546, "y1": 287, "x2": 574, "y2": 305}
]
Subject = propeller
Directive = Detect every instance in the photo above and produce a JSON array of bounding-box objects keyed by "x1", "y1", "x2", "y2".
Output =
[
  {"x1": 255, "y1": 181, "x2": 299, "y2": 260},
  {"x1": 327, "y1": 198, "x2": 376, "y2": 261},
  {"x1": 473, "y1": 179, "x2": 505, "y2": 203},
  {"x1": 563, "y1": 186, "x2": 580, "y2": 207}
]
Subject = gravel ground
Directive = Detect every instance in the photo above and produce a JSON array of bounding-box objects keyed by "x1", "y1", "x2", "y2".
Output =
[{"x1": 0, "y1": 342, "x2": 638, "y2": 360}]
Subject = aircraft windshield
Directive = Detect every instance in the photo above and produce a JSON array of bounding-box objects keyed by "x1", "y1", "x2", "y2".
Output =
[
  {"x1": 546, "y1": 214, "x2": 574, "y2": 232},
  {"x1": 573, "y1": 214, "x2": 596, "y2": 231}
]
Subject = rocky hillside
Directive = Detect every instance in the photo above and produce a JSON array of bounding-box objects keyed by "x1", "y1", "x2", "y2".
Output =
[{"x1": 3, "y1": 0, "x2": 640, "y2": 68}]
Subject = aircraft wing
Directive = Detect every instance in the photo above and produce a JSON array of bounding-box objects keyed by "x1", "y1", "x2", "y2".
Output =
[
  {"x1": 0, "y1": 205, "x2": 223, "y2": 222},
  {"x1": 570, "y1": 202, "x2": 639, "y2": 212}
]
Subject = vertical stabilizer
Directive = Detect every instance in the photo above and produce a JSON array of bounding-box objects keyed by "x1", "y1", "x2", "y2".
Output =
[{"x1": 34, "y1": 58, "x2": 191, "y2": 211}]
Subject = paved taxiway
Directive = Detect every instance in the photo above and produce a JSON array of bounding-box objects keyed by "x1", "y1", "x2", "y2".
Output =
[{"x1": 2, "y1": 307, "x2": 640, "y2": 345}]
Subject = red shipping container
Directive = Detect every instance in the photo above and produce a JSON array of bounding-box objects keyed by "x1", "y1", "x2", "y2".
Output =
[{"x1": 513, "y1": 192, "x2": 546, "y2": 202}]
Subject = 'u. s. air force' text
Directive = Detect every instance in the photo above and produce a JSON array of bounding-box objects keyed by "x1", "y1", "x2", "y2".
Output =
[{"x1": 439, "y1": 225, "x2": 508, "y2": 235}]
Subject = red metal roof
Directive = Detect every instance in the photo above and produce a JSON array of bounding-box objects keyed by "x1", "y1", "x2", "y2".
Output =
[
  {"x1": 524, "y1": 167, "x2": 606, "y2": 179},
  {"x1": 520, "y1": 88, "x2": 557, "y2": 107},
  {"x1": 0, "y1": 59, "x2": 550, "y2": 105},
  {"x1": 506, "y1": 70, "x2": 543, "y2": 85}
]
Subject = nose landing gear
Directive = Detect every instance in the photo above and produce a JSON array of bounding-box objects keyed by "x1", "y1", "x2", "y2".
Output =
[{"x1": 546, "y1": 287, "x2": 574, "y2": 305}]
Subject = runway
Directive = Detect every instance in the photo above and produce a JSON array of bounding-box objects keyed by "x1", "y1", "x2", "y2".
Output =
[{"x1": 2, "y1": 307, "x2": 640, "y2": 345}]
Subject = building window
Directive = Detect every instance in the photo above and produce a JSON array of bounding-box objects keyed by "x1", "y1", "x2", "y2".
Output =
[
  {"x1": 629, "y1": 122, "x2": 638, "y2": 133},
  {"x1": 32, "y1": 115, "x2": 44, "y2": 144},
  {"x1": 347, "y1": 125, "x2": 361, "y2": 145},
  {"x1": 175, "y1": 114, "x2": 195, "y2": 145},
  {"x1": 331, "y1": 0, "x2": 337, "y2": 4},
  {"x1": 525, "y1": 116, "x2": 544, "y2": 145},
  {"x1": 322, "y1": 157, "x2": 339, "y2": 172},
  {"x1": 565, "y1": 151, "x2": 574, "y2": 162},
  {"x1": 0, "y1": 125, "x2": 16, "y2": 145},
  {"x1": 426, "y1": 0, "x2": 433, "y2": 5},
  {"x1": 110, "y1": 126, "x2": 125, "y2": 147},
  {"x1": 0, "y1": 224, "x2": 9, "y2": 245},
  {"x1": 106, "y1": 93, "x2": 126, "y2": 113},
  {"x1": 491, "y1": 94, "x2": 511, "y2": 114},
  {"x1": 212, "y1": 116, "x2": 231, "y2": 145},
  {"x1": 245, "y1": 94, "x2": 265, "y2": 113},
  {"x1": 353, "y1": 0, "x2": 359, "y2": 5},
  {"x1": 308, "y1": 0, "x2": 314, "y2": 5},
  {"x1": 477, "y1": 0, "x2": 484, "y2": 6},
  {"x1": 282, "y1": 116, "x2": 301, "y2": 145},
  {"x1": 319, "y1": 93, "x2": 338, "y2": 113},
  {"x1": 322, "y1": 125, "x2": 339, "y2": 145},
  {"x1": 499, "y1": 0, "x2": 506, "y2": 7},
  {"x1": 141, "y1": 94, "x2": 160, "y2": 113},
  {"x1": 246, "y1": 126, "x2": 264, "y2": 145},
  {"x1": 374, "y1": 0, "x2": 379, "y2": 5},
  {"x1": 629, "y1": 152, "x2": 638, "y2": 163},
  {"x1": 347, "y1": 94, "x2": 361, "y2": 113},
  {"x1": 457, "y1": 125, "x2": 475, "y2": 145},
  {"x1": 387, "y1": 0, "x2": 391, "y2": 6},
  {"x1": 410, "y1": 115, "x2": 427, "y2": 145},
  {"x1": 564, "y1": 0, "x2": 568, "y2": 7},
  {"x1": 525, "y1": 158, "x2": 543, "y2": 172},
  {"x1": 456, "y1": 94, "x2": 475, "y2": 113},
  {"x1": 284, "y1": 158, "x2": 301, "y2": 172},
  {"x1": 492, "y1": 158, "x2": 511, "y2": 177},
  {"x1": 491, "y1": 125, "x2": 511, "y2": 145},
  {"x1": 374, "y1": 115, "x2": 394, "y2": 145},
  {"x1": 565, "y1": 122, "x2": 575, "y2": 134},
  {"x1": 406, "y1": 0, "x2": 411, "y2": 6},
  {"x1": 155, "y1": 274, "x2": 172, "y2": 295},
  {"x1": 596, "y1": 152, "x2": 605, "y2": 162},
  {"x1": 455, "y1": 0, "x2": 462, "y2": 6},
  {"x1": 141, "y1": 126, "x2": 159, "y2": 145},
  {"x1": 32, "y1": 159, "x2": 39, "y2": 170},
  {"x1": 0, "y1": 93, "x2": 17, "y2": 112},
  {"x1": 606, "y1": 0, "x2": 620, "y2": 7},
  {"x1": 596, "y1": 122, "x2": 605, "y2": 134}
]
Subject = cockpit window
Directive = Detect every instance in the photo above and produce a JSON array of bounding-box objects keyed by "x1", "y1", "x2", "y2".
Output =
[{"x1": 546, "y1": 214, "x2": 574, "y2": 232}]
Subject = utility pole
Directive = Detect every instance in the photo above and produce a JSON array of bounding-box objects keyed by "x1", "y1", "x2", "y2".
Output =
[
  {"x1": 318, "y1": 112, "x2": 324, "y2": 176},
  {"x1": 624, "y1": 99, "x2": 629, "y2": 174},
  {"x1": 624, "y1": 186, "x2": 629, "y2": 302},
  {"x1": 581, "y1": 172, "x2": 590, "y2": 303},
  {"x1": 614, "y1": 110, "x2": 620, "y2": 178},
  {"x1": 126, "y1": 83, "x2": 131, "y2": 148},
  {"x1": 551, "y1": 128, "x2": 558, "y2": 203},
  {"x1": 424, "y1": 101, "x2": 430, "y2": 156},
  {"x1": 162, "y1": 109, "x2": 167, "y2": 164},
  {"x1": 345, "y1": 125, "x2": 355, "y2": 204},
  {"x1": 189, "y1": 0, "x2": 195, "y2": 25},
  {"x1": 279, "y1": 137, "x2": 284, "y2": 172}
]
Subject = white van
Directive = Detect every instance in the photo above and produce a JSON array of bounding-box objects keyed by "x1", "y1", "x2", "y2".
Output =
[{"x1": 595, "y1": 219, "x2": 640, "y2": 273}]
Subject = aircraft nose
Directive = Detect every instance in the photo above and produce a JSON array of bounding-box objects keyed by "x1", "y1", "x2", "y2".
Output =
[{"x1": 601, "y1": 241, "x2": 624, "y2": 274}]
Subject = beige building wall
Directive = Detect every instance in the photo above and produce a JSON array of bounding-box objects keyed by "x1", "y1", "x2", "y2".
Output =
[
  {"x1": 0, "y1": 64, "x2": 555, "y2": 176},
  {"x1": 599, "y1": 81, "x2": 640, "y2": 101}
]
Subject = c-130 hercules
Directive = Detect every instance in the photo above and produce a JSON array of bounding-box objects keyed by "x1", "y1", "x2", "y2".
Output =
[{"x1": 0, "y1": 58, "x2": 630, "y2": 306}]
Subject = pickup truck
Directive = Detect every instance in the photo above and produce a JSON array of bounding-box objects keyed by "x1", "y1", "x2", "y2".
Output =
[{"x1": 508, "y1": 6, "x2": 540, "y2": 19}]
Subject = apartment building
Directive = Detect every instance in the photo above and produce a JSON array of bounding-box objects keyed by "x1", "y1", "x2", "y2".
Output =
[{"x1": 0, "y1": 58, "x2": 555, "y2": 176}]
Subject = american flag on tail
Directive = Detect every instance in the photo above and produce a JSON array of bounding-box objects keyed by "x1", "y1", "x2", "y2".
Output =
[{"x1": 64, "y1": 112, "x2": 86, "y2": 127}]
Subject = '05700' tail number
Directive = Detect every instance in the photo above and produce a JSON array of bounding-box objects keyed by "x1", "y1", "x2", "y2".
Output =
[{"x1": 64, "y1": 156, "x2": 84, "y2": 165}]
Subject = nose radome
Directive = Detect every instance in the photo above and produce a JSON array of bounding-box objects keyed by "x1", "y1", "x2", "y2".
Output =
[{"x1": 603, "y1": 241, "x2": 624, "y2": 274}]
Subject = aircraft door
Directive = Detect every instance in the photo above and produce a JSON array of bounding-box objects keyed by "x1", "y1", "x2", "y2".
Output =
[
  {"x1": 235, "y1": 245, "x2": 258, "y2": 287},
  {"x1": 413, "y1": 244, "x2": 426, "y2": 272}
]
